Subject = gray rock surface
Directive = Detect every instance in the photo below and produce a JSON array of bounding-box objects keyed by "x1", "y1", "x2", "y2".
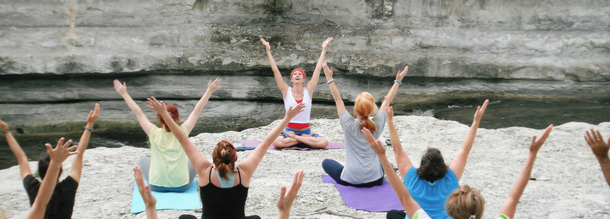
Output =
[{"x1": 1, "y1": 0, "x2": 609, "y2": 128}]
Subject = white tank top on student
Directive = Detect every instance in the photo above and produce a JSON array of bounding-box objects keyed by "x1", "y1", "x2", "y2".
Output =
[{"x1": 284, "y1": 87, "x2": 312, "y2": 124}]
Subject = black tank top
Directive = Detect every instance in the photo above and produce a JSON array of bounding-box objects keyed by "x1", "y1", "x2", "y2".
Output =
[{"x1": 200, "y1": 167, "x2": 249, "y2": 219}]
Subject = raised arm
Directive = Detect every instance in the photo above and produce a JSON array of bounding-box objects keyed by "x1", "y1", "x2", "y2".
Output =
[
  {"x1": 69, "y1": 103, "x2": 100, "y2": 183},
  {"x1": 386, "y1": 105, "x2": 413, "y2": 179},
  {"x1": 0, "y1": 118, "x2": 32, "y2": 179},
  {"x1": 133, "y1": 165, "x2": 158, "y2": 219},
  {"x1": 277, "y1": 170, "x2": 305, "y2": 219},
  {"x1": 27, "y1": 138, "x2": 78, "y2": 219},
  {"x1": 182, "y1": 78, "x2": 222, "y2": 132},
  {"x1": 261, "y1": 38, "x2": 289, "y2": 98},
  {"x1": 362, "y1": 128, "x2": 421, "y2": 219},
  {"x1": 114, "y1": 79, "x2": 154, "y2": 136},
  {"x1": 499, "y1": 124, "x2": 553, "y2": 218},
  {"x1": 449, "y1": 99, "x2": 489, "y2": 180},
  {"x1": 379, "y1": 66, "x2": 408, "y2": 112},
  {"x1": 239, "y1": 103, "x2": 305, "y2": 176},
  {"x1": 305, "y1": 37, "x2": 333, "y2": 96},
  {"x1": 147, "y1": 97, "x2": 212, "y2": 176},
  {"x1": 584, "y1": 129, "x2": 610, "y2": 187},
  {"x1": 322, "y1": 61, "x2": 346, "y2": 116}
]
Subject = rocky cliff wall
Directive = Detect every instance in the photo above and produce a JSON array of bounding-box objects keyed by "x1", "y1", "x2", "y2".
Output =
[{"x1": 1, "y1": 0, "x2": 609, "y2": 131}]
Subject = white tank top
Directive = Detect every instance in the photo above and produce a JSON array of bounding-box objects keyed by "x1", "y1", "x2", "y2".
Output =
[{"x1": 284, "y1": 87, "x2": 312, "y2": 124}]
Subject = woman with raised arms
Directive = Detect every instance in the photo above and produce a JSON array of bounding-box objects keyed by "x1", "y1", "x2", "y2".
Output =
[
  {"x1": 321, "y1": 60, "x2": 408, "y2": 187},
  {"x1": 260, "y1": 37, "x2": 332, "y2": 149},
  {"x1": 114, "y1": 78, "x2": 221, "y2": 192},
  {"x1": 147, "y1": 96, "x2": 304, "y2": 219}
]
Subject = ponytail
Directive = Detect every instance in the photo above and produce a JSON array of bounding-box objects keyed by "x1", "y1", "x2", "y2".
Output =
[
  {"x1": 355, "y1": 92, "x2": 378, "y2": 133},
  {"x1": 212, "y1": 140, "x2": 237, "y2": 181}
]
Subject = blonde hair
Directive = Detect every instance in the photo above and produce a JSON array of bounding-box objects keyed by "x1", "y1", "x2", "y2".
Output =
[
  {"x1": 445, "y1": 185, "x2": 485, "y2": 219},
  {"x1": 355, "y1": 92, "x2": 378, "y2": 133}
]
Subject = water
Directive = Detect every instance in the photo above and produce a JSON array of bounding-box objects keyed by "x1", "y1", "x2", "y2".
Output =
[{"x1": 2, "y1": 99, "x2": 609, "y2": 170}]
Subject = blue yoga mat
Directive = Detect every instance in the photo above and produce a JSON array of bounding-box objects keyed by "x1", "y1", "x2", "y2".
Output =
[{"x1": 130, "y1": 180, "x2": 201, "y2": 213}]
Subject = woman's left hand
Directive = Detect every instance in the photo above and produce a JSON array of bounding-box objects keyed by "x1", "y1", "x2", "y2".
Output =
[
  {"x1": 322, "y1": 37, "x2": 333, "y2": 50},
  {"x1": 146, "y1": 96, "x2": 168, "y2": 114}
]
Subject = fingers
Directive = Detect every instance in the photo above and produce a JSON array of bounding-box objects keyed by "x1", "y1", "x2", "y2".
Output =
[
  {"x1": 277, "y1": 186, "x2": 287, "y2": 209},
  {"x1": 67, "y1": 145, "x2": 78, "y2": 152},
  {"x1": 62, "y1": 139, "x2": 73, "y2": 148},
  {"x1": 537, "y1": 124, "x2": 553, "y2": 142},
  {"x1": 45, "y1": 143, "x2": 53, "y2": 152},
  {"x1": 480, "y1": 99, "x2": 489, "y2": 112},
  {"x1": 596, "y1": 130, "x2": 604, "y2": 142},
  {"x1": 586, "y1": 130, "x2": 594, "y2": 144},
  {"x1": 531, "y1": 135, "x2": 537, "y2": 146}
]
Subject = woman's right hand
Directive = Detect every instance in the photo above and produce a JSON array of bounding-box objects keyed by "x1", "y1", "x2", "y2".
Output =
[
  {"x1": 146, "y1": 96, "x2": 168, "y2": 114},
  {"x1": 113, "y1": 79, "x2": 127, "y2": 95},
  {"x1": 260, "y1": 38, "x2": 270, "y2": 52},
  {"x1": 362, "y1": 127, "x2": 386, "y2": 156},
  {"x1": 396, "y1": 66, "x2": 409, "y2": 81},
  {"x1": 207, "y1": 78, "x2": 222, "y2": 93},
  {"x1": 285, "y1": 103, "x2": 305, "y2": 120}
]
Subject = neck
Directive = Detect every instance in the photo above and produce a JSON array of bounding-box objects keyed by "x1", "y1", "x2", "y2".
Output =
[{"x1": 292, "y1": 83, "x2": 303, "y2": 91}]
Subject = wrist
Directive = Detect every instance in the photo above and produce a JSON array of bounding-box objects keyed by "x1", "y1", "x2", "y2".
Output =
[
  {"x1": 394, "y1": 79, "x2": 402, "y2": 85},
  {"x1": 596, "y1": 154, "x2": 610, "y2": 160},
  {"x1": 84, "y1": 126, "x2": 93, "y2": 132},
  {"x1": 326, "y1": 79, "x2": 335, "y2": 84}
]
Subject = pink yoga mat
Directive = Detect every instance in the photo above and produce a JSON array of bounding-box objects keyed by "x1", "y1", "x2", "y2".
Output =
[
  {"x1": 322, "y1": 174, "x2": 404, "y2": 212},
  {"x1": 242, "y1": 140, "x2": 345, "y2": 150}
]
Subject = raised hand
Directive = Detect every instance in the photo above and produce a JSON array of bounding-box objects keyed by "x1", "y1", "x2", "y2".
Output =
[
  {"x1": 322, "y1": 37, "x2": 333, "y2": 50},
  {"x1": 146, "y1": 96, "x2": 167, "y2": 114},
  {"x1": 285, "y1": 103, "x2": 305, "y2": 119},
  {"x1": 207, "y1": 78, "x2": 222, "y2": 93},
  {"x1": 385, "y1": 101, "x2": 394, "y2": 120},
  {"x1": 260, "y1": 38, "x2": 271, "y2": 51},
  {"x1": 362, "y1": 127, "x2": 386, "y2": 155},
  {"x1": 277, "y1": 170, "x2": 305, "y2": 219},
  {"x1": 134, "y1": 165, "x2": 157, "y2": 207},
  {"x1": 530, "y1": 124, "x2": 553, "y2": 153},
  {"x1": 0, "y1": 117, "x2": 7, "y2": 130},
  {"x1": 45, "y1": 138, "x2": 78, "y2": 164},
  {"x1": 87, "y1": 103, "x2": 100, "y2": 124},
  {"x1": 322, "y1": 60, "x2": 333, "y2": 80},
  {"x1": 396, "y1": 66, "x2": 409, "y2": 81},
  {"x1": 585, "y1": 129, "x2": 610, "y2": 158},
  {"x1": 473, "y1": 99, "x2": 489, "y2": 122},
  {"x1": 113, "y1": 79, "x2": 128, "y2": 95}
]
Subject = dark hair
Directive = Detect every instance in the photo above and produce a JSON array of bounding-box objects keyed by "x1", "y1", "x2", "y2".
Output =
[
  {"x1": 157, "y1": 103, "x2": 180, "y2": 132},
  {"x1": 417, "y1": 148, "x2": 448, "y2": 183},
  {"x1": 38, "y1": 152, "x2": 62, "y2": 218},
  {"x1": 212, "y1": 140, "x2": 236, "y2": 181}
]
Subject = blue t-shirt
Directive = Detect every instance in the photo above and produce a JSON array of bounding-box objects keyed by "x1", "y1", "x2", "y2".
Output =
[{"x1": 404, "y1": 166, "x2": 459, "y2": 219}]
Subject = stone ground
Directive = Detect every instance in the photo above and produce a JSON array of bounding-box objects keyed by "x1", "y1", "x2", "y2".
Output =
[{"x1": 1, "y1": 115, "x2": 610, "y2": 219}]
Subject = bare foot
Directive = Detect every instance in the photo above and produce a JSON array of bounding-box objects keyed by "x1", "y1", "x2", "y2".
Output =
[{"x1": 282, "y1": 131, "x2": 297, "y2": 138}]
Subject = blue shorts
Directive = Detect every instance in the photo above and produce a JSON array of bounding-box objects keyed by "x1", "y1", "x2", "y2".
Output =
[
  {"x1": 280, "y1": 127, "x2": 323, "y2": 148},
  {"x1": 280, "y1": 127, "x2": 322, "y2": 138},
  {"x1": 149, "y1": 183, "x2": 190, "y2": 192}
]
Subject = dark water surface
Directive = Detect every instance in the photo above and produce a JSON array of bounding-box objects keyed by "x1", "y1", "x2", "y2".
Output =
[{"x1": 1, "y1": 99, "x2": 609, "y2": 170}]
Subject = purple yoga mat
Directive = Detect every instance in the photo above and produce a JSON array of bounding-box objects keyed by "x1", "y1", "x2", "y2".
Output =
[
  {"x1": 321, "y1": 175, "x2": 404, "y2": 212},
  {"x1": 241, "y1": 140, "x2": 345, "y2": 150}
]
